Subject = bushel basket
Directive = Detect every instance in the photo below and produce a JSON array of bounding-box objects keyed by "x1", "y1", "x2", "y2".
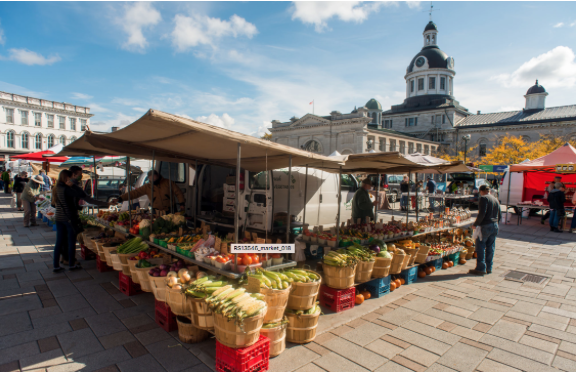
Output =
[
  {"x1": 260, "y1": 286, "x2": 291, "y2": 323},
  {"x1": 213, "y1": 309, "x2": 266, "y2": 349},
  {"x1": 355, "y1": 260, "x2": 375, "y2": 283},
  {"x1": 372, "y1": 256, "x2": 391, "y2": 278},
  {"x1": 286, "y1": 311, "x2": 320, "y2": 344},
  {"x1": 287, "y1": 273, "x2": 320, "y2": 310},
  {"x1": 260, "y1": 323, "x2": 286, "y2": 357},
  {"x1": 188, "y1": 296, "x2": 214, "y2": 330},
  {"x1": 176, "y1": 316, "x2": 209, "y2": 344},
  {"x1": 322, "y1": 263, "x2": 356, "y2": 289}
]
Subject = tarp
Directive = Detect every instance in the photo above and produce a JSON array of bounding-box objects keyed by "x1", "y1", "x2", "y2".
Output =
[
  {"x1": 11, "y1": 150, "x2": 69, "y2": 163},
  {"x1": 509, "y1": 143, "x2": 576, "y2": 172},
  {"x1": 522, "y1": 171, "x2": 574, "y2": 205},
  {"x1": 57, "y1": 109, "x2": 343, "y2": 172}
]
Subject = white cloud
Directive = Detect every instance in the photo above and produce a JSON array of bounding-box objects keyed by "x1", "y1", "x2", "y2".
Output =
[
  {"x1": 87, "y1": 103, "x2": 111, "y2": 113},
  {"x1": 195, "y1": 113, "x2": 235, "y2": 129},
  {"x1": 71, "y1": 92, "x2": 93, "y2": 100},
  {"x1": 111, "y1": 98, "x2": 141, "y2": 106},
  {"x1": 256, "y1": 122, "x2": 271, "y2": 138},
  {"x1": 553, "y1": 22, "x2": 564, "y2": 28},
  {"x1": 171, "y1": 14, "x2": 257, "y2": 51},
  {"x1": 91, "y1": 112, "x2": 139, "y2": 131},
  {"x1": 571, "y1": 22, "x2": 576, "y2": 27},
  {"x1": 491, "y1": 46, "x2": 576, "y2": 89},
  {"x1": 119, "y1": 2, "x2": 161, "y2": 52},
  {"x1": 1, "y1": 49, "x2": 61, "y2": 65},
  {"x1": 0, "y1": 22, "x2": 5, "y2": 45},
  {"x1": 406, "y1": 1, "x2": 421, "y2": 9},
  {"x1": 291, "y1": 1, "x2": 396, "y2": 32},
  {"x1": 132, "y1": 107, "x2": 147, "y2": 112}
]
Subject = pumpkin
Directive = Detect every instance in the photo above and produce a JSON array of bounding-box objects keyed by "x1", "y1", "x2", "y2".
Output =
[
  {"x1": 355, "y1": 294, "x2": 365, "y2": 305},
  {"x1": 448, "y1": 261, "x2": 454, "y2": 267},
  {"x1": 418, "y1": 270, "x2": 426, "y2": 278},
  {"x1": 459, "y1": 259, "x2": 467, "y2": 265},
  {"x1": 361, "y1": 290, "x2": 371, "y2": 300},
  {"x1": 425, "y1": 267, "x2": 433, "y2": 275},
  {"x1": 473, "y1": 252, "x2": 477, "y2": 258},
  {"x1": 395, "y1": 279, "x2": 402, "y2": 288},
  {"x1": 431, "y1": 266, "x2": 436, "y2": 273},
  {"x1": 390, "y1": 281, "x2": 397, "y2": 291},
  {"x1": 399, "y1": 278, "x2": 405, "y2": 285},
  {"x1": 442, "y1": 262, "x2": 449, "y2": 269}
]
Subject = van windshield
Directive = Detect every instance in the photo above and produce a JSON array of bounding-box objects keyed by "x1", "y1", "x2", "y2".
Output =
[{"x1": 249, "y1": 171, "x2": 270, "y2": 190}]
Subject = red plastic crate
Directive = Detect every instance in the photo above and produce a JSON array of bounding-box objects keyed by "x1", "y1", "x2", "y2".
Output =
[
  {"x1": 319, "y1": 285, "x2": 355, "y2": 313},
  {"x1": 155, "y1": 299, "x2": 177, "y2": 332},
  {"x1": 119, "y1": 272, "x2": 142, "y2": 296},
  {"x1": 80, "y1": 245, "x2": 96, "y2": 261},
  {"x1": 216, "y1": 335, "x2": 270, "y2": 372},
  {"x1": 96, "y1": 255, "x2": 112, "y2": 272}
]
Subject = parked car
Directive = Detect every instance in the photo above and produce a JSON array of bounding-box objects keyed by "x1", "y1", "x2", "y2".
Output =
[
  {"x1": 446, "y1": 173, "x2": 494, "y2": 207},
  {"x1": 84, "y1": 177, "x2": 124, "y2": 203}
]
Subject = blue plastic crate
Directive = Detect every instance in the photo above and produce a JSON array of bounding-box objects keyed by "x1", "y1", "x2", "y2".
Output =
[
  {"x1": 304, "y1": 244, "x2": 324, "y2": 260},
  {"x1": 42, "y1": 216, "x2": 48, "y2": 223},
  {"x1": 47, "y1": 221, "x2": 53, "y2": 227},
  {"x1": 431, "y1": 258, "x2": 443, "y2": 271},
  {"x1": 400, "y1": 265, "x2": 419, "y2": 284},
  {"x1": 360, "y1": 276, "x2": 391, "y2": 298},
  {"x1": 52, "y1": 224, "x2": 57, "y2": 231},
  {"x1": 37, "y1": 212, "x2": 42, "y2": 218}
]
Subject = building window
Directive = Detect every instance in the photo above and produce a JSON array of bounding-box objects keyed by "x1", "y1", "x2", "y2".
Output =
[
  {"x1": 479, "y1": 143, "x2": 487, "y2": 157},
  {"x1": 431, "y1": 147, "x2": 436, "y2": 155},
  {"x1": 417, "y1": 144, "x2": 422, "y2": 153},
  {"x1": 47, "y1": 115, "x2": 54, "y2": 128},
  {"x1": 59, "y1": 136, "x2": 66, "y2": 145},
  {"x1": 59, "y1": 116, "x2": 66, "y2": 129},
  {"x1": 383, "y1": 119, "x2": 393, "y2": 129},
  {"x1": 371, "y1": 113, "x2": 377, "y2": 124},
  {"x1": 47, "y1": 134, "x2": 55, "y2": 148},
  {"x1": 69, "y1": 118, "x2": 76, "y2": 131},
  {"x1": 440, "y1": 77, "x2": 446, "y2": 90},
  {"x1": 429, "y1": 77, "x2": 436, "y2": 90},
  {"x1": 405, "y1": 117, "x2": 418, "y2": 127},
  {"x1": 408, "y1": 143, "x2": 414, "y2": 154},
  {"x1": 379, "y1": 139, "x2": 385, "y2": 151},
  {"x1": 399, "y1": 141, "x2": 406, "y2": 154},
  {"x1": 80, "y1": 119, "x2": 87, "y2": 131},
  {"x1": 6, "y1": 131, "x2": 14, "y2": 148},
  {"x1": 418, "y1": 78, "x2": 424, "y2": 90},
  {"x1": 21, "y1": 132, "x2": 29, "y2": 149},
  {"x1": 21, "y1": 110, "x2": 28, "y2": 125},
  {"x1": 442, "y1": 115, "x2": 445, "y2": 124},
  {"x1": 34, "y1": 113, "x2": 42, "y2": 127},
  {"x1": 6, "y1": 108, "x2": 14, "y2": 124},
  {"x1": 424, "y1": 145, "x2": 429, "y2": 155},
  {"x1": 410, "y1": 80, "x2": 414, "y2": 93},
  {"x1": 389, "y1": 139, "x2": 396, "y2": 152},
  {"x1": 35, "y1": 133, "x2": 42, "y2": 150},
  {"x1": 436, "y1": 115, "x2": 442, "y2": 124},
  {"x1": 303, "y1": 139, "x2": 321, "y2": 153},
  {"x1": 70, "y1": 136, "x2": 77, "y2": 143}
]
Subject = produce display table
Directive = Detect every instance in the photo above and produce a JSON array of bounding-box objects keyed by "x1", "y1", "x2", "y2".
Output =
[{"x1": 514, "y1": 203, "x2": 575, "y2": 229}]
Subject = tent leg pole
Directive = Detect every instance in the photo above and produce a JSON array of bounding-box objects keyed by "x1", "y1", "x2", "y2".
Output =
[
  {"x1": 406, "y1": 172, "x2": 411, "y2": 225},
  {"x1": 303, "y1": 165, "x2": 308, "y2": 230},
  {"x1": 193, "y1": 160, "x2": 198, "y2": 228},
  {"x1": 505, "y1": 169, "x2": 512, "y2": 224},
  {"x1": 126, "y1": 158, "x2": 132, "y2": 230},
  {"x1": 336, "y1": 166, "x2": 342, "y2": 244},
  {"x1": 169, "y1": 163, "x2": 173, "y2": 214},
  {"x1": 286, "y1": 155, "x2": 292, "y2": 244},
  {"x1": 93, "y1": 156, "x2": 97, "y2": 200},
  {"x1": 416, "y1": 175, "x2": 419, "y2": 221},
  {"x1": 374, "y1": 173, "x2": 380, "y2": 221},
  {"x1": 235, "y1": 143, "x2": 241, "y2": 271},
  {"x1": 150, "y1": 151, "x2": 155, "y2": 217}
]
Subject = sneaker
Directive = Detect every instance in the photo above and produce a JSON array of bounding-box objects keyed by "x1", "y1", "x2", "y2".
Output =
[
  {"x1": 468, "y1": 269, "x2": 486, "y2": 276},
  {"x1": 53, "y1": 267, "x2": 64, "y2": 273},
  {"x1": 69, "y1": 265, "x2": 82, "y2": 271},
  {"x1": 487, "y1": 270, "x2": 492, "y2": 274}
]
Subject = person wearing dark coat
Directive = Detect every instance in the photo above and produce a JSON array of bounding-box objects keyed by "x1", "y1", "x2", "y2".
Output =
[{"x1": 547, "y1": 182, "x2": 566, "y2": 233}]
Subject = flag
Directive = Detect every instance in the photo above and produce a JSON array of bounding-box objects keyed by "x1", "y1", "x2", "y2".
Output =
[{"x1": 309, "y1": 100, "x2": 314, "y2": 105}]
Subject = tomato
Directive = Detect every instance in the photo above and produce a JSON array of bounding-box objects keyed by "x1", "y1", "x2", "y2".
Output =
[
  {"x1": 236, "y1": 257, "x2": 243, "y2": 265},
  {"x1": 252, "y1": 255, "x2": 260, "y2": 264},
  {"x1": 271, "y1": 253, "x2": 282, "y2": 259},
  {"x1": 242, "y1": 255, "x2": 253, "y2": 265}
]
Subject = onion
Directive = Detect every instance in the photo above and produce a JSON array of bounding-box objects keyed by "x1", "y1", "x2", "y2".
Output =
[
  {"x1": 167, "y1": 276, "x2": 178, "y2": 288},
  {"x1": 178, "y1": 268, "x2": 189, "y2": 278},
  {"x1": 159, "y1": 264, "x2": 168, "y2": 271},
  {"x1": 167, "y1": 271, "x2": 178, "y2": 279},
  {"x1": 369, "y1": 245, "x2": 380, "y2": 254},
  {"x1": 196, "y1": 271, "x2": 207, "y2": 279},
  {"x1": 159, "y1": 270, "x2": 168, "y2": 277},
  {"x1": 180, "y1": 272, "x2": 191, "y2": 283}
]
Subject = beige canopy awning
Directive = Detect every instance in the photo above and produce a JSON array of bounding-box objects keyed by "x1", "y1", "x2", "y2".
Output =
[{"x1": 58, "y1": 110, "x2": 343, "y2": 172}]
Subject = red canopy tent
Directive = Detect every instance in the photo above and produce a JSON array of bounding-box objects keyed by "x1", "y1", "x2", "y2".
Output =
[
  {"x1": 509, "y1": 143, "x2": 576, "y2": 204},
  {"x1": 10, "y1": 150, "x2": 69, "y2": 163}
]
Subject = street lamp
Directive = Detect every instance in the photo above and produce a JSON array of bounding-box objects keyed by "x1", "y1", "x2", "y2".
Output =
[{"x1": 462, "y1": 134, "x2": 471, "y2": 164}]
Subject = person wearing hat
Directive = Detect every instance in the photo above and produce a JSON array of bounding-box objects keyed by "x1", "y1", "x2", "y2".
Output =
[
  {"x1": 14, "y1": 171, "x2": 29, "y2": 211},
  {"x1": 352, "y1": 178, "x2": 378, "y2": 223},
  {"x1": 112, "y1": 170, "x2": 185, "y2": 212},
  {"x1": 21, "y1": 175, "x2": 44, "y2": 227},
  {"x1": 470, "y1": 184, "x2": 501, "y2": 276}
]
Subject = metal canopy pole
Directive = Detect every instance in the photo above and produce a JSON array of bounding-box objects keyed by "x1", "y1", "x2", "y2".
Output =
[
  {"x1": 303, "y1": 165, "x2": 308, "y2": 230},
  {"x1": 234, "y1": 143, "x2": 241, "y2": 271},
  {"x1": 286, "y1": 155, "x2": 292, "y2": 243},
  {"x1": 168, "y1": 163, "x2": 173, "y2": 214},
  {"x1": 150, "y1": 151, "x2": 155, "y2": 216},
  {"x1": 406, "y1": 171, "x2": 411, "y2": 225},
  {"x1": 193, "y1": 159, "x2": 198, "y2": 228},
  {"x1": 126, "y1": 158, "x2": 132, "y2": 229},
  {"x1": 416, "y1": 173, "x2": 419, "y2": 222},
  {"x1": 336, "y1": 166, "x2": 342, "y2": 244},
  {"x1": 92, "y1": 156, "x2": 97, "y2": 200},
  {"x1": 505, "y1": 168, "x2": 512, "y2": 224},
  {"x1": 374, "y1": 173, "x2": 380, "y2": 220}
]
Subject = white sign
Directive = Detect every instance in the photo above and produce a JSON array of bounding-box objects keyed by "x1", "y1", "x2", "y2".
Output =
[{"x1": 230, "y1": 244, "x2": 295, "y2": 254}]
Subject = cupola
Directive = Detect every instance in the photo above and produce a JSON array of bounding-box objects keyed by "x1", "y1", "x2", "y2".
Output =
[{"x1": 524, "y1": 80, "x2": 548, "y2": 110}]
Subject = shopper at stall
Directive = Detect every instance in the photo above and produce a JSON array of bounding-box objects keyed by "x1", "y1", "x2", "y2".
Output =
[
  {"x1": 571, "y1": 192, "x2": 576, "y2": 234},
  {"x1": 112, "y1": 170, "x2": 185, "y2": 212},
  {"x1": 426, "y1": 177, "x2": 437, "y2": 209},
  {"x1": 68, "y1": 166, "x2": 110, "y2": 208},
  {"x1": 39, "y1": 169, "x2": 52, "y2": 193},
  {"x1": 541, "y1": 176, "x2": 566, "y2": 224},
  {"x1": 400, "y1": 176, "x2": 409, "y2": 211},
  {"x1": 21, "y1": 175, "x2": 44, "y2": 227},
  {"x1": 14, "y1": 172, "x2": 29, "y2": 211},
  {"x1": 547, "y1": 182, "x2": 566, "y2": 233},
  {"x1": 52, "y1": 170, "x2": 82, "y2": 272},
  {"x1": 352, "y1": 178, "x2": 377, "y2": 223},
  {"x1": 2, "y1": 169, "x2": 10, "y2": 194},
  {"x1": 469, "y1": 185, "x2": 501, "y2": 276}
]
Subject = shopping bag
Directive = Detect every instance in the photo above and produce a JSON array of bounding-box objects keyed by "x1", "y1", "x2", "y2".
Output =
[
  {"x1": 295, "y1": 240, "x2": 306, "y2": 262},
  {"x1": 472, "y1": 226, "x2": 482, "y2": 241}
]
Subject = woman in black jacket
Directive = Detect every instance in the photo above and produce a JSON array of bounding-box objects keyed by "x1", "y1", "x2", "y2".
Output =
[
  {"x1": 14, "y1": 172, "x2": 29, "y2": 211},
  {"x1": 547, "y1": 183, "x2": 566, "y2": 233},
  {"x1": 52, "y1": 170, "x2": 82, "y2": 272}
]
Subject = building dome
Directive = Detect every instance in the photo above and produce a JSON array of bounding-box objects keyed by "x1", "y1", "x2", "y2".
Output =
[
  {"x1": 365, "y1": 98, "x2": 382, "y2": 110},
  {"x1": 424, "y1": 21, "x2": 438, "y2": 32},
  {"x1": 407, "y1": 46, "x2": 449, "y2": 73},
  {"x1": 526, "y1": 80, "x2": 546, "y2": 95}
]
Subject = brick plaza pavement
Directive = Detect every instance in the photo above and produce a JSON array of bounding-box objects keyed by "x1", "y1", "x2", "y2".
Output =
[{"x1": 0, "y1": 194, "x2": 574, "y2": 372}]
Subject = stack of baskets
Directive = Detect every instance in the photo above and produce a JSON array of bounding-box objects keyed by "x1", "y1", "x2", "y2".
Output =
[
  {"x1": 372, "y1": 254, "x2": 392, "y2": 278},
  {"x1": 389, "y1": 248, "x2": 406, "y2": 275},
  {"x1": 282, "y1": 269, "x2": 321, "y2": 347},
  {"x1": 354, "y1": 260, "x2": 375, "y2": 283},
  {"x1": 415, "y1": 243, "x2": 431, "y2": 264},
  {"x1": 258, "y1": 284, "x2": 292, "y2": 357}
]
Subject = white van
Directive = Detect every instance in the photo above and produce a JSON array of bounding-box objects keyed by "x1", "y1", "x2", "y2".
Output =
[
  {"x1": 498, "y1": 168, "x2": 524, "y2": 207},
  {"x1": 135, "y1": 162, "x2": 359, "y2": 233}
]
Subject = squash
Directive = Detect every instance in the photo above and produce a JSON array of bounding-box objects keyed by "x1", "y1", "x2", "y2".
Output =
[
  {"x1": 399, "y1": 278, "x2": 405, "y2": 285},
  {"x1": 459, "y1": 259, "x2": 467, "y2": 265},
  {"x1": 355, "y1": 294, "x2": 365, "y2": 305},
  {"x1": 361, "y1": 290, "x2": 371, "y2": 300},
  {"x1": 448, "y1": 261, "x2": 454, "y2": 267},
  {"x1": 473, "y1": 252, "x2": 477, "y2": 258},
  {"x1": 425, "y1": 267, "x2": 433, "y2": 275},
  {"x1": 442, "y1": 262, "x2": 449, "y2": 270},
  {"x1": 390, "y1": 281, "x2": 397, "y2": 291},
  {"x1": 394, "y1": 279, "x2": 402, "y2": 288},
  {"x1": 418, "y1": 270, "x2": 426, "y2": 278}
]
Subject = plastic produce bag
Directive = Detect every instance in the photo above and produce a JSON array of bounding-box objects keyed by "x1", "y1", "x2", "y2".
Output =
[
  {"x1": 295, "y1": 240, "x2": 306, "y2": 262},
  {"x1": 472, "y1": 226, "x2": 482, "y2": 241}
]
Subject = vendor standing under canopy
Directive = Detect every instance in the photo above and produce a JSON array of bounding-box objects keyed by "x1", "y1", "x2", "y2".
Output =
[
  {"x1": 112, "y1": 170, "x2": 185, "y2": 212},
  {"x1": 352, "y1": 178, "x2": 377, "y2": 223}
]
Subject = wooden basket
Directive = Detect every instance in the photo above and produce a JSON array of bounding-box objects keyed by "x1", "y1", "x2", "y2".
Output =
[
  {"x1": 459, "y1": 251, "x2": 467, "y2": 261},
  {"x1": 401, "y1": 253, "x2": 411, "y2": 271},
  {"x1": 390, "y1": 251, "x2": 405, "y2": 275},
  {"x1": 213, "y1": 310, "x2": 266, "y2": 349},
  {"x1": 150, "y1": 276, "x2": 167, "y2": 302},
  {"x1": 372, "y1": 257, "x2": 392, "y2": 278},
  {"x1": 322, "y1": 264, "x2": 356, "y2": 289},
  {"x1": 128, "y1": 259, "x2": 140, "y2": 283},
  {"x1": 176, "y1": 316, "x2": 209, "y2": 344},
  {"x1": 260, "y1": 286, "x2": 291, "y2": 323},
  {"x1": 286, "y1": 311, "x2": 320, "y2": 344},
  {"x1": 260, "y1": 324, "x2": 286, "y2": 357},
  {"x1": 166, "y1": 287, "x2": 192, "y2": 316},
  {"x1": 415, "y1": 253, "x2": 429, "y2": 264},
  {"x1": 134, "y1": 266, "x2": 157, "y2": 292},
  {"x1": 288, "y1": 279, "x2": 320, "y2": 311},
  {"x1": 110, "y1": 251, "x2": 122, "y2": 271},
  {"x1": 403, "y1": 247, "x2": 418, "y2": 266},
  {"x1": 466, "y1": 247, "x2": 475, "y2": 260},
  {"x1": 355, "y1": 260, "x2": 375, "y2": 283},
  {"x1": 189, "y1": 296, "x2": 214, "y2": 330},
  {"x1": 102, "y1": 244, "x2": 121, "y2": 266},
  {"x1": 118, "y1": 253, "x2": 138, "y2": 276},
  {"x1": 417, "y1": 244, "x2": 430, "y2": 255}
]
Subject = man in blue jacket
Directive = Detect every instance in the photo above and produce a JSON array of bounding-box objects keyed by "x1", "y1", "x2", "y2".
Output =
[
  {"x1": 469, "y1": 185, "x2": 501, "y2": 276},
  {"x1": 426, "y1": 177, "x2": 437, "y2": 209}
]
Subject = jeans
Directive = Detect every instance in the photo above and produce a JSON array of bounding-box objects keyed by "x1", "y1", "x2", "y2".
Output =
[
  {"x1": 429, "y1": 196, "x2": 436, "y2": 209},
  {"x1": 475, "y1": 222, "x2": 499, "y2": 273},
  {"x1": 572, "y1": 208, "x2": 575, "y2": 230},
  {"x1": 22, "y1": 200, "x2": 36, "y2": 226},
  {"x1": 54, "y1": 221, "x2": 77, "y2": 268},
  {"x1": 16, "y1": 192, "x2": 22, "y2": 209},
  {"x1": 401, "y1": 195, "x2": 408, "y2": 209},
  {"x1": 549, "y1": 209, "x2": 561, "y2": 229},
  {"x1": 3, "y1": 182, "x2": 9, "y2": 194}
]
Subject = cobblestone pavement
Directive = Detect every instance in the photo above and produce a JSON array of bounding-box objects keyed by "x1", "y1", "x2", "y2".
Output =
[{"x1": 0, "y1": 194, "x2": 574, "y2": 372}]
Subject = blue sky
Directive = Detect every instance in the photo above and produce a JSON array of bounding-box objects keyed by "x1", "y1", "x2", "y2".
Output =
[{"x1": 0, "y1": 1, "x2": 575, "y2": 136}]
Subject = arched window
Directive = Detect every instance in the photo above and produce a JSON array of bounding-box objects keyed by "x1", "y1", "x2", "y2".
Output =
[
  {"x1": 59, "y1": 136, "x2": 66, "y2": 145},
  {"x1": 70, "y1": 136, "x2": 77, "y2": 143},
  {"x1": 371, "y1": 113, "x2": 377, "y2": 124},
  {"x1": 35, "y1": 133, "x2": 42, "y2": 150},
  {"x1": 6, "y1": 131, "x2": 14, "y2": 148},
  {"x1": 47, "y1": 135, "x2": 55, "y2": 148},
  {"x1": 303, "y1": 140, "x2": 322, "y2": 153},
  {"x1": 521, "y1": 135, "x2": 531, "y2": 143},
  {"x1": 21, "y1": 132, "x2": 29, "y2": 149}
]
